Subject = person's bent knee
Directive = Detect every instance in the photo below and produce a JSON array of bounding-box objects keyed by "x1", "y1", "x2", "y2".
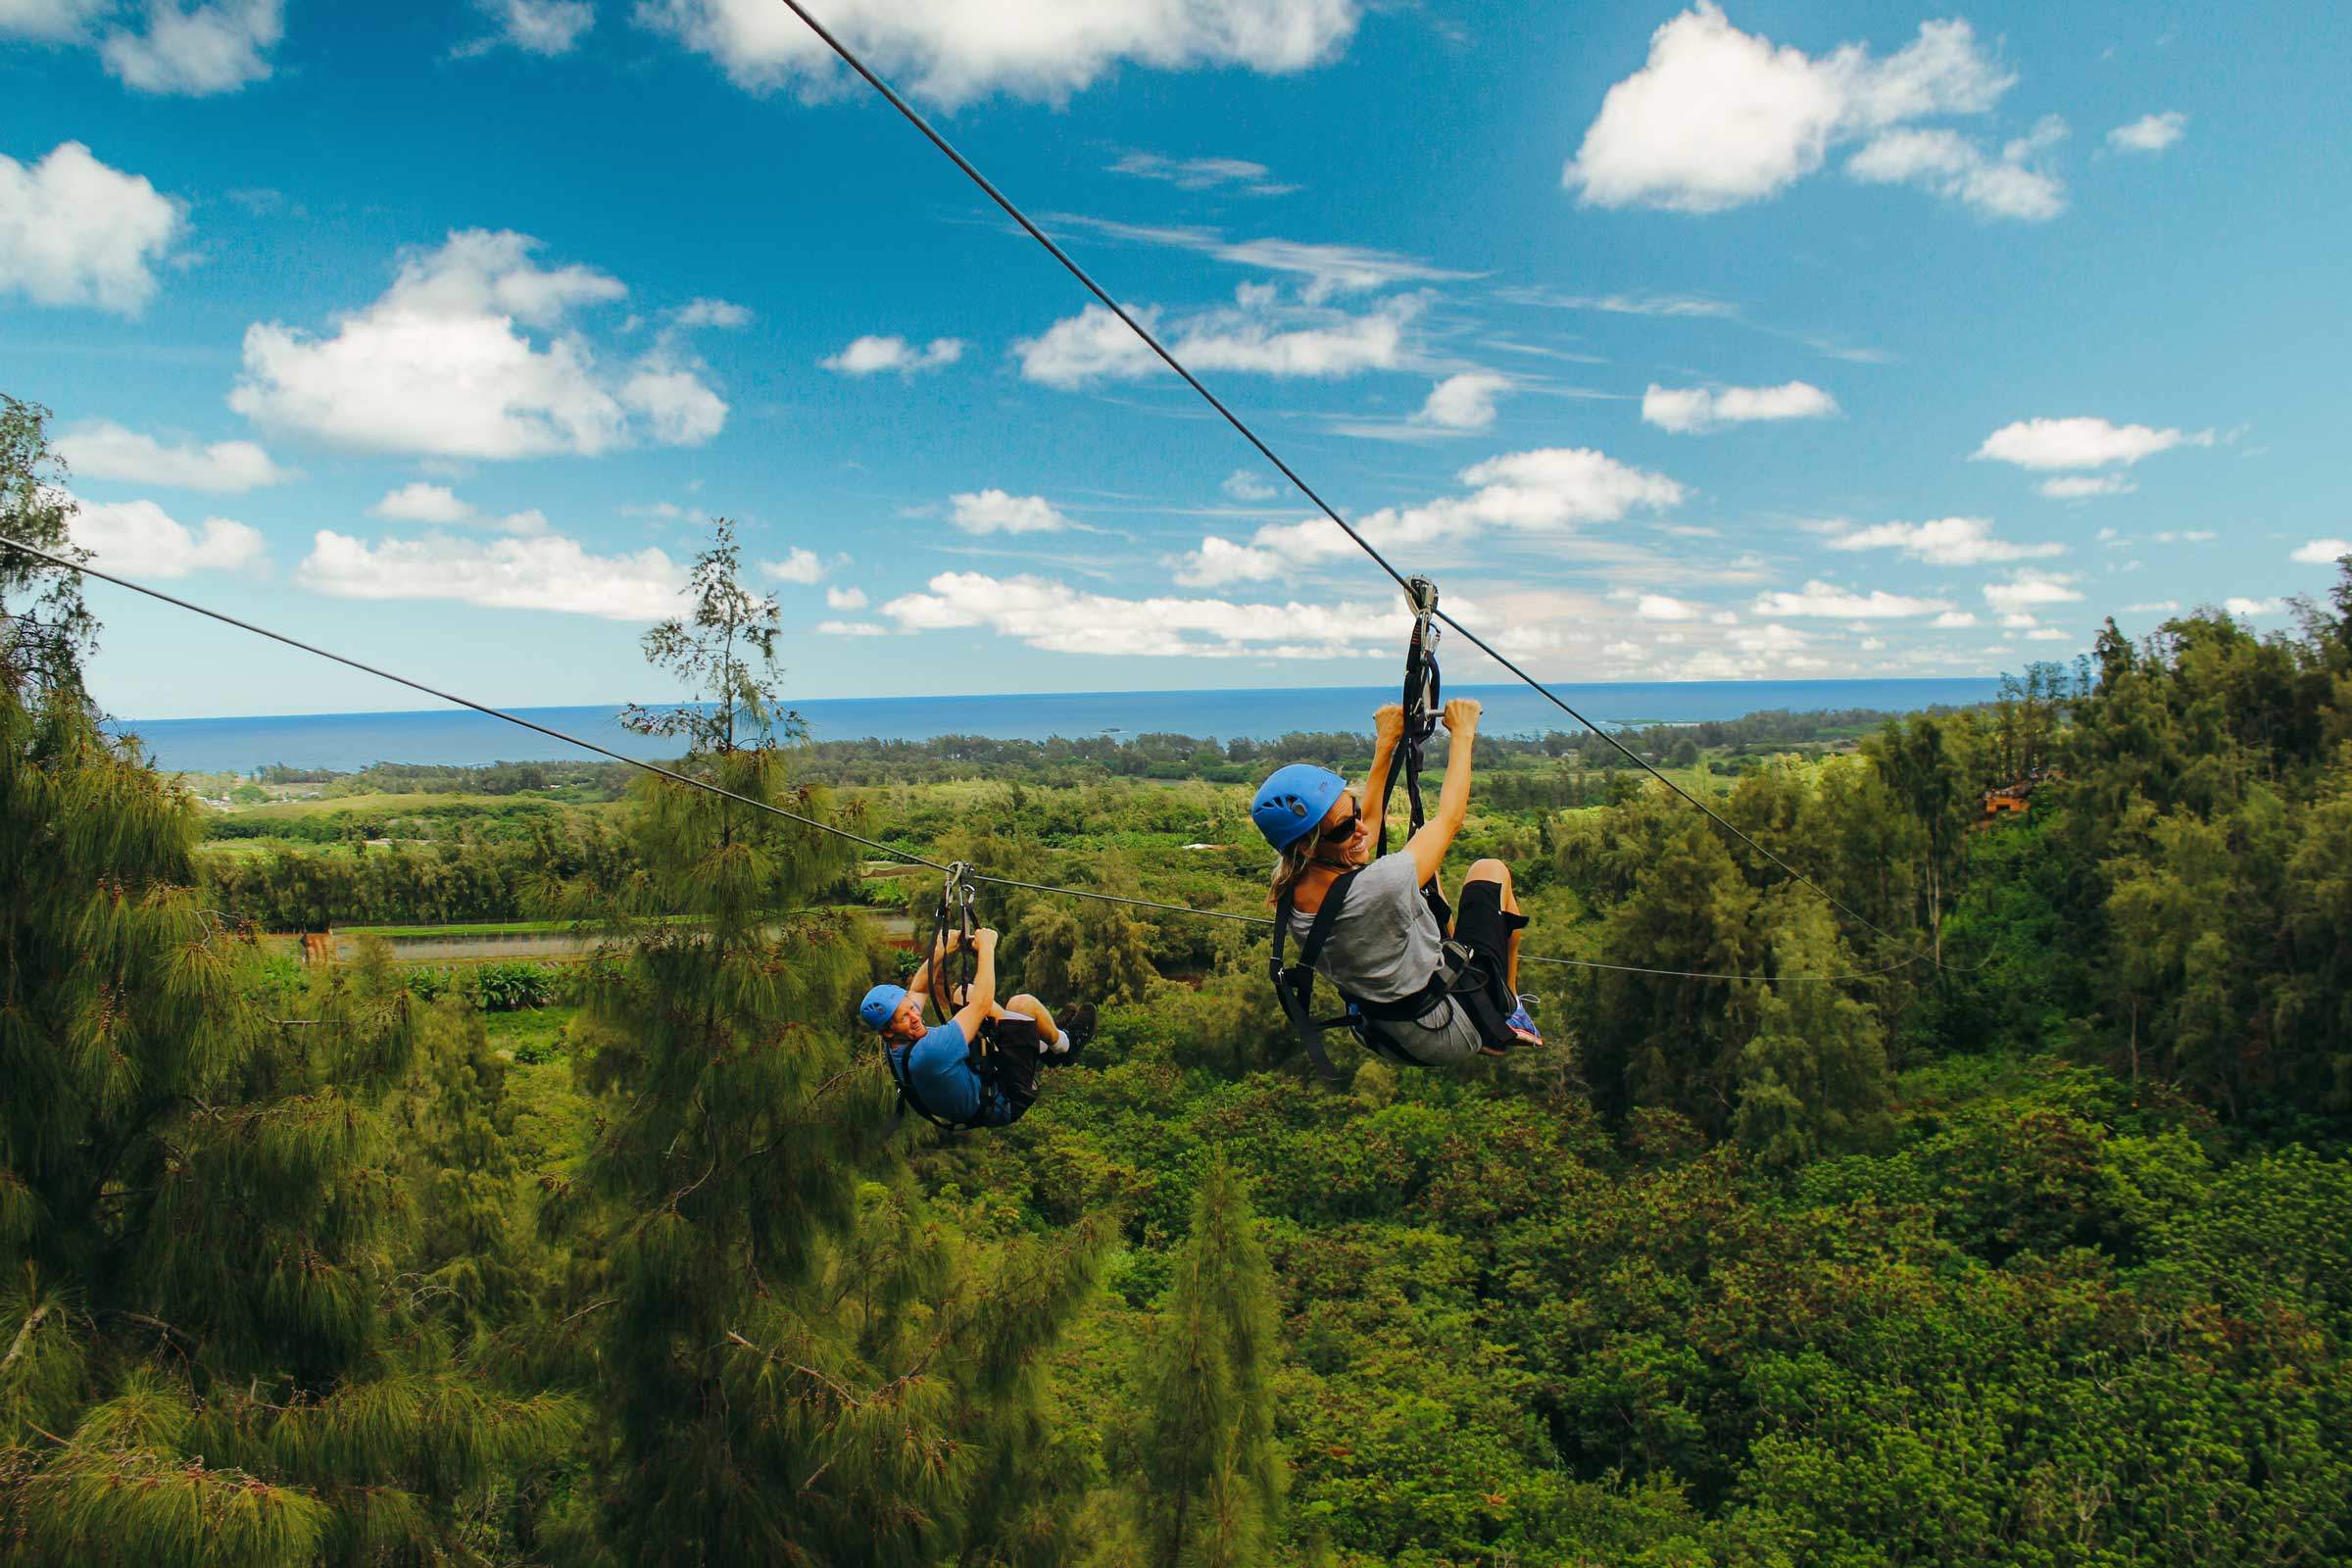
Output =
[
  {"x1": 1465, "y1": 858, "x2": 1511, "y2": 885},
  {"x1": 1006, "y1": 993, "x2": 1043, "y2": 1013}
]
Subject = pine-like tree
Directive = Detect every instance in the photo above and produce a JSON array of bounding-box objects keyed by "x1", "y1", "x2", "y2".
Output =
[
  {"x1": 1133, "y1": 1159, "x2": 1286, "y2": 1568},
  {"x1": 0, "y1": 394, "x2": 94, "y2": 682},
  {"x1": 0, "y1": 666, "x2": 577, "y2": 1566},
  {"x1": 555, "y1": 522, "x2": 1100, "y2": 1564}
]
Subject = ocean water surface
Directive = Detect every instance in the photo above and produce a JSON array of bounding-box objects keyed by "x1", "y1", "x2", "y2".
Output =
[{"x1": 122, "y1": 678, "x2": 2007, "y2": 774}]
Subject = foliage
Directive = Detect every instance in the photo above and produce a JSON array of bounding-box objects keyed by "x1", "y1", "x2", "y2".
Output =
[
  {"x1": 0, "y1": 672, "x2": 578, "y2": 1564},
  {"x1": 9, "y1": 491, "x2": 2352, "y2": 1564}
]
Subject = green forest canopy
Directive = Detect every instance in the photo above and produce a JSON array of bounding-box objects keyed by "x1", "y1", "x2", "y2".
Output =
[{"x1": 5, "y1": 410, "x2": 2351, "y2": 1564}]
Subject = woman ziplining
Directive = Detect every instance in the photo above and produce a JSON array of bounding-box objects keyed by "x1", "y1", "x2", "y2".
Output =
[
  {"x1": 858, "y1": 865, "x2": 1098, "y2": 1132},
  {"x1": 1256, "y1": 688, "x2": 1544, "y2": 1081}
]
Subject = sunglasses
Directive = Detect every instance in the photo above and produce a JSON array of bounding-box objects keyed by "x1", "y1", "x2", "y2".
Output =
[{"x1": 1319, "y1": 803, "x2": 1363, "y2": 843}]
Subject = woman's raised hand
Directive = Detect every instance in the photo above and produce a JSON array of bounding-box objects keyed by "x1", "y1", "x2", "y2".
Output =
[
  {"x1": 1373, "y1": 703, "x2": 1406, "y2": 742},
  {"x1": 1443, "y1": 697, "x2": 1482, "y2": 733}
]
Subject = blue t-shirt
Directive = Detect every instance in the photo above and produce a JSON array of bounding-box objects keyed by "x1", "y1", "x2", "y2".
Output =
[{"x1": 887, "y1": 1018, "x2": 1009, "y2": 1127}]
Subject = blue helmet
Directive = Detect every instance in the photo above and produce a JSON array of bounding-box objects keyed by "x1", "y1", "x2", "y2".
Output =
[
  {"x1": 858, "y1": 983, "x2": 908, "y2": 1032},
  {"x1": 1251, "y1": 763, "x2": 1348, "y2": 851}
]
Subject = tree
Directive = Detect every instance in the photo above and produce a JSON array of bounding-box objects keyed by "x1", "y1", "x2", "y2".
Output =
[
  {"x1": 1868, "y1": 713, "x2": 1978, "y2": 967},
  {"x1": 0, "y1": 671, "x2": 575, "y2": 1566},
  {"x1": 1732, "y1": 892, "x2": 1892, "y2": 1165},
  {"x1": 557, "y1": 525, "x2": 1100, "y2": 1563},
  {"x1": 1133, "y1": 1159, "x2": 1286, "y2": 1568},
  {"x1": 620, "y1": 516, "x2": 796, "y2": 756},
  {"x1": 0, "y1": 394, "x2": 93, "y2": 687}
]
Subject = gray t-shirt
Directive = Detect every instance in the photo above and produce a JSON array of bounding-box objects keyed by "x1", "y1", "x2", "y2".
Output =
[{"x1": 1289, "y1": 850, "x2": 1484, "y2": 1066}]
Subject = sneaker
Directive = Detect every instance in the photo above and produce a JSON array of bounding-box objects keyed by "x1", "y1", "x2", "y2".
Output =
[
  {"x1": 1504, "y1": 1001, "x2": 1543, "y2": 1047},
  {"x1": 1515, "y1": 992, "x2": 1541, "y2": 1018},
  {"x1": 1051, "y1": 1003, "x2": 1097, "y2": 1066}
]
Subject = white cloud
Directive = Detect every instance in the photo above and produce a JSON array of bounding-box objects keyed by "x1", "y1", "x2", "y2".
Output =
[
  {"x1": 1752, "y1": 580, "x2": 1951, "y2": 619},
  {"x1": 1014, "y1": 305, "x2": 1162, "y2": 387},
  {"x1": 370, "y1": 482, "x2": 473, "y2": 523},
  {"x1": 619, "y1": 364, "x2": 728, "y2": 445},
  {"x1": 1178, "y1": 446, "x2": 1684, "y2": 587},
  {"x1": 1415, "y1": 371, "x2": 1509, "y2": 430},
  {"x1": 884, "y1": 570, "x2": 1423, "y2": 660},
  {"x1": 1642, "y1": 379, "x2": 1837, "y2": 433},
  {"x1": 950, "y1": 489, "x2": 1072, "y2": 535},
  {"x1": 820, "y1": 334, "x2": 964, "y2": 375},
  {"x1": 67, "y1": 496, "x2": 265, "y2": 576},
  {"x1": 825, "y1": 584, "x2": 868, "y2": 611},
  {"x1": 2108, "y1": 112, "x2": 2185, "y2": 154},
  {"x1": 230, "y1": 229, "x2": 723, "y2": 458},
  {"x1": 2290, "y1": 538, "x2": 2349, "y2": 565},
  {"x1": 1975, "y1": 416, "x2": 2210, "y2": 470},
  {"x1": 1565, "y1": 7, "x2": 2027, "y2": 215},
  {"x1": 636, "y1": 0, "x2": 1360, "y2": 105},
  {"x1": 2152, "y1": 529, "x2": 2217, "y2": 544},
  {"x1": 365, "y1": 485, "x2": 545, "y2": 533},
  {"x1": 1933, "y1": 611, "x2": 1978, "y2": 628},
  {"x1": 1108, "y1": 152, "x2": 1293, "y2": 195},
  {"x1": 2025, "y1": 627, "x2": 2069, "y2": 641},
  {"x1": 1497, "y1": 285, "x2": 1738, "y2": 318},
  {"x1": 96, "y1": 0, "x2": 282, "y2": 94},
  {"x1": 0, "y1": 141, "x2": 185, "y2": 315},
  {"x1": 816, "y1": 619, "x2": 890, "y2": 637},
  {"x1": 760, "y1": 548, "x2": 824, "y2": 584},
  {"x1": 1016, "y1": 295, "x2": 1418, "y2": 388},
  {"x1": 2123, "y1": 601, "x2": 2179, "y2": 613},
  {"x1": 1051, "y1": 216, "x2": 1477, "y2": 302},
  {"x1": 2038, "y1": 474, "x2": 2136, "y2": 499},
  {"x1": 53, "y1": 420, "x2": 287, "y2": 491},
  {"x1": 1634, "y1": 594, "x2": 1699, "y2": 621},
  {"x1": 299, "y1": 529, "x2": 685, "y2": 618},
  {"x1": 1824, "y1": 516, "x2": 2063, "y2": 566},
  {"x1": 461, "y1": 0, "x2": 594, "y2": 56},
  {"x1": 673, "y1": 296, "x2": 752, "y2": 328},
  {"x1": 1846, "y1": 115, "x2": 2067, "y2": 220},
  {"x1": 1984, "y1": 569, "x2": 2083, "y2": 614},
  {"x1": 0, "y1": 0, "x2": 111, "y2": 40},
  {"x1": 2225, "y1": 597, "x2": 2279, "y2": 617},
  {"x1": 1222, "y1": 468, "x2": 1279, "y2": 502}
]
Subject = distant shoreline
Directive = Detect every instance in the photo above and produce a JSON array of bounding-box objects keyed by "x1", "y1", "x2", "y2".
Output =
[{"x1": 120, "y1": 676, "x2": 2005, "y2": 775}]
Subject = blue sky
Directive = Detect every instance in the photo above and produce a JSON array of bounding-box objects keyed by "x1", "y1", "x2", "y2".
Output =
[{"x1": 4, "y1": 0, "x2": 2346, "y2": 718}]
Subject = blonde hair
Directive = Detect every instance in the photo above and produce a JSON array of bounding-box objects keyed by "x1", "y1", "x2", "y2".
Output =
[{"x1": 1268, "y1": 837, "x2": 1323, "y2": 908}]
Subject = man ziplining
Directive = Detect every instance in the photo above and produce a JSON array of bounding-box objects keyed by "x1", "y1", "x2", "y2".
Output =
[{"x1": 859, "y1": 923, "x2": 1096, "y2": 1131}]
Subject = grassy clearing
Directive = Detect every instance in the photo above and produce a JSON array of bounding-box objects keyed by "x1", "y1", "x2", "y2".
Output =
[{"x1": 345, "y1": 917, "x2": 581, "y2": 939}]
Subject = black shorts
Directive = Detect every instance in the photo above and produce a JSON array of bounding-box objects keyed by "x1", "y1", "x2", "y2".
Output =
[
  {"x1": 1449, "y1": 877, "x2": 1528, "y2": 996},
  {"x1": 983, "y1": 1014, "x2": 1043, "y2": 1119}
]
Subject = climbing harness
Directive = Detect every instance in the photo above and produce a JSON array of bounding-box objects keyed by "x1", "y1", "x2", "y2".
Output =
[{"x1": 1271, "y1": 869, "x2": 1521, "y2": 1083}]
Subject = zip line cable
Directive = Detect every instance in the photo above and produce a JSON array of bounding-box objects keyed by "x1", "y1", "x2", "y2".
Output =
[
  {"x1": 769, "y1": 0, "x2": 1412, "y2": 602},
  {"x1": 0, "y1": 537, "x2": 941, "y2": 869},
  {"x1": 0, "y1": 537, "x2": 1308, "y2": 934},
  {"x1": 0, "y1": 538, "x2": 1920, "y2": 986},
  {"x1": 771, "y1": 0, "x2": 1939, "y2": 970}
]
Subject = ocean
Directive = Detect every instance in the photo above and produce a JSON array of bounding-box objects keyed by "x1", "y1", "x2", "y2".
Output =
[{"x1": 118, "y1": 678, "x2": 2006, "y2": 774}]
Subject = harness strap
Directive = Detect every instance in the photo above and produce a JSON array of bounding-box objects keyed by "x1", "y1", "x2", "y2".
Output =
[
  {"x1": 1379, "y1": 577, "x2": 1451, "y2": 930},
  {"x1": 928, "y1": 862, "x2": 978, "y2": 1021},
  {"x1": 1271, "y1": 877, "x2": 1348, "y2": 1086}
]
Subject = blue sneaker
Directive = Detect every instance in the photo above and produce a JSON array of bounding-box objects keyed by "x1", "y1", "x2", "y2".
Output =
[{"x1": 1504, "y1": 999, "x2": 1543, "y2": 1047}]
